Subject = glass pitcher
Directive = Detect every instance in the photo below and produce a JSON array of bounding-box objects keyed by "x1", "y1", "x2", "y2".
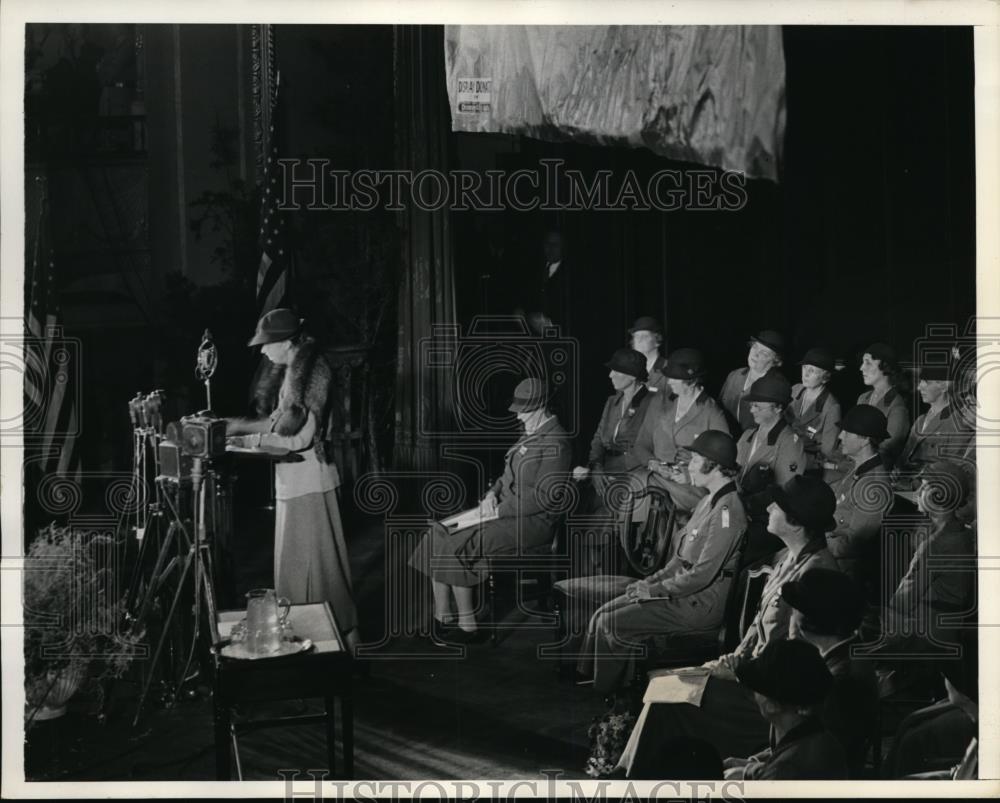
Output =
[{"x1": 244, "y1": 588, "x2": 291, "y2": 656}]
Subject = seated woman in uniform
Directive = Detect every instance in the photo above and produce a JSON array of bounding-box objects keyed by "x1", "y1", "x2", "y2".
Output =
[
  {"x1": 571, "y1": 348, "x2": 656, "y2": 573},
  {"x1": 894, "y1": 360, "x2": 974, "y2": 484},
  {"x1": 641, "y1": 348, "x2": 730, "y2": 513},
  {"x1": 558, "y1": 431, "x2": 747, "y2": 693},
  {"x1": 857, "y1": 342, "x2": 910, "y2": 469},
  {"x1": 409, "y1": 378, "x2": 572, "y2": 643},
  {"x1": 786, "y1": 347, "x2": 842, "y2": 478},
  {"x1": 720, "y1": 330, "x2": 786, "y2": 433},
  {"x1": 882, "y1": 461, "x2": 976, "y2": 653},
  {"x1": 614, "y1": 476, "x2": 840, "y2": 776},
  {"x1": 736, "y1": 374, "x2": 806, "y2": 562}
]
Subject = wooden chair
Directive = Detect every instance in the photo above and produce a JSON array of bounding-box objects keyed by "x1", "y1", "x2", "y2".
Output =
[{"x1": 617, "y1": 485, "x2": 682, "y2": 578}]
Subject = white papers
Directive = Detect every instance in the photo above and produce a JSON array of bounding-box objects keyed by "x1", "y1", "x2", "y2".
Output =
[
  {"x1": 642, "y1": 667, "x2": 711, "y2": 706},
  {"x1": 441, "y1": 506, "x2": 498, "y2": 530}
]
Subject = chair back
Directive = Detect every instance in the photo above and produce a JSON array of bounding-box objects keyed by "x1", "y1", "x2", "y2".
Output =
[{"x1": 618, "y1": 485, "x2": 680, "y2": 577}]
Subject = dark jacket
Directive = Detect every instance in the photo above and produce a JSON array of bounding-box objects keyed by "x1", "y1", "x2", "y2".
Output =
[
  {"x1": 822, "y1": 636, "x2": 879, "y2": 778},
  {"x1": 897, "y1": 403, "x2": 973, "y2": 473},
  {"x1": 587, "y1": 384, "x2": 656, "y2": 473},
  {"x1": 720, "y1": 365, "x2": 782, "y2": 433},
  {"x1": 787, "y1": 384, "x2": 842, "y2": 472},
  {"x1": 743, "y1": 717, "x2": 849, "y2": 780},
  {"x1": 857, "y1": 387, "x2": 910, "y2": 469},
  {"x1": 826, "y1": 454, "x2": 893, "y2": 583},
  {"x1": 491, "y1": 415, "x2": 573, "y2": 524}
]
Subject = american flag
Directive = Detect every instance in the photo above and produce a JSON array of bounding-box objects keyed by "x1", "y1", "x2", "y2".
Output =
[
  {"x1": 255, "y1": 72, "x2": 291, "y2": 316},
  {"x1": 24, "y1": 185, "x2": 80, "y2": 477}
]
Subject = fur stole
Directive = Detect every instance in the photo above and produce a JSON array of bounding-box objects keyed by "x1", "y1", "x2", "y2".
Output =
[{"x1": 253, "y1": 336, "x2": 334, "y2": 461}]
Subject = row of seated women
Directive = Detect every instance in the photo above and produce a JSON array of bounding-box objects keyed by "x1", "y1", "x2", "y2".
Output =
[{"x1": 408, "y1": 317, "x2": 978, "y2": 778}]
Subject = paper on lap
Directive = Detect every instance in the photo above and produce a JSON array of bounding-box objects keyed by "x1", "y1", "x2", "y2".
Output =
[
  {"x1": 642, "y1": 667, "x2": 711, "y2": 706},
  {"x1": 441, "y1": 506, "x2": 499, "y2": 530}
]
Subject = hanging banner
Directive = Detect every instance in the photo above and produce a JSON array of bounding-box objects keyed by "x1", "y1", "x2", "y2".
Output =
[{"x1": 445, "y1": 26, "x2": 786, "y2": 182}]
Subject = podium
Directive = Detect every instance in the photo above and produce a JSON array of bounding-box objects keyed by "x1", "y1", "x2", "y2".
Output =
[{"x1": 212, "y1": 602, "x2": 354, "y2": 780}]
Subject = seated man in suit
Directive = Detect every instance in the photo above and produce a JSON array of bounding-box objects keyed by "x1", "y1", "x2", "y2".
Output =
[
  {"x1": 558, "y1": 431, "x2": 746, "y2": 693},
  {"x1": 723, "y1": 640, "x2": 848, "y2": 780}
]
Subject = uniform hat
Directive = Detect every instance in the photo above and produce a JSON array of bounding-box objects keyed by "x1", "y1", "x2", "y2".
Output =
[
  {"x1": 749, "y1": 329, "x2": 786, "y2": 358},
  {"x1": 838, "y1": 404, "x2": 890, "y2": 442},
  {"x1": 917, "y1": 460, "x2": 972, "y2": 510},
  {"x1": 605, "y1": 348, "x2": 649, "y2": 381},
  {"x1": 799, "y1": 347, "x2": 836, "y2": 373},
  {"x1": 864, "y1": 342, "x2": 898, "y2": 368},
  {"x1": 781, "y1": 568, "x2": 867, "y2": 636},
  {"x1": 662, "y1": 348, "x2": 706, "y2": 380},
  {"x1": 688, "y1": 430, "x2": 739, "y2": 471},
  {"x1": 628, "y1": 316, "x2": 663, "y2": 335},
  {"x1": 917, "y1": 364, "x2": 952, "y2": 381},
  {"x1": 744, "y1": 374, "x2": 792, "y2": 406},
  {"x1": 248, "y1": 308, "x2": 303, "y2": 347},
  {"x1": 771, "y1": 474, "x2": 837, "y2": 532},
  {"x1": 736, "y1": 639, "x2": 833, "y2": 707},
  {"x1": 508, "y1": 378, "x2": 549, "y2": 413}
]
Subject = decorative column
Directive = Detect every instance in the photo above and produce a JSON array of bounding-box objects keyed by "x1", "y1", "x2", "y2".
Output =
[{"x1": 392, "y1": 26, "x2": 457, "y2": 471}]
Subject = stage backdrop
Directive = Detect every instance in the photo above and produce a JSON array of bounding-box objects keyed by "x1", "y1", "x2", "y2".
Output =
[{"x1": 444, "y1": 26, "x2": 786, "y2": 181}]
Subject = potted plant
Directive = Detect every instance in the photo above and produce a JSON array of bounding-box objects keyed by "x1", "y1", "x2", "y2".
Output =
[{"x1": 24, "y1": 525, "x2": 133, "y2": 725}]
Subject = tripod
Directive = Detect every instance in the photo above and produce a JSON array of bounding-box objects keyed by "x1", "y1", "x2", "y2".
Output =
[{"x1": 132, "y1": 457, "x2": 219, "y2": 727}]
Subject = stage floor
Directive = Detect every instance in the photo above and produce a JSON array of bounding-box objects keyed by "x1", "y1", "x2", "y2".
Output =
[{"x1": 25, "y1": 512, "x2": 601, "y2": 781}]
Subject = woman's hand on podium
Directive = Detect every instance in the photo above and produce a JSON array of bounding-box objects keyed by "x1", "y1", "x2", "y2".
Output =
[{"x1": 572, "y1": 466, "x2": 590, "y2": 481}]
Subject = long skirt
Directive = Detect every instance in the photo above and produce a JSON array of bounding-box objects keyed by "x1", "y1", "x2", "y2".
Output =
[
  {"x1": 617, "y1": 676, "x2": 769, "y2": 776},
  {"x1": 274, "y1": 489, "x2": 358, "y2": 635},
  {"x1": 408, "y1": 513, "x2": 555, "y2": 588}
]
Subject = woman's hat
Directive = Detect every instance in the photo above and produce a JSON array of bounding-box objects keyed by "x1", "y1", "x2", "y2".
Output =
[
  {"x1": 508, "y1": 378, "x2": 549, "y2": 413},
  {"x1": 248, "y1": 308, "x2": 303, "y2": 346},
  {"x1": 798, "y1": 347, "x2": 835, "y2": 373},
  {"x1": 628, "y1": 316, "x2": 663, "y2": 335},
  {"x1": 605, "y1": 348, "x2": 649, "y2": 381},
  {"x1": 736, "y1": 639, "x2": 833, "y2": 707},
  {"x1": 838, "y1": 404, "x2": 890, "y2": 442},
  {"x1": 781, "y1": 568, "x2": 867, "y2": 636},
  {"x1": 771, "y1": 474, "x2": 838, "y2": 531},
  {"x1": 744, "y1": 374, "x2": 792, "y2": 406},
  {"x1": 688, "y1": 430, "x2": 739, "y2": 470},
  {"x1": 749, "y1": 329, "x2": 786, "y2": 358},
  {"x1": 662, "y1": 348, "x2": 706, "y2": 380}
]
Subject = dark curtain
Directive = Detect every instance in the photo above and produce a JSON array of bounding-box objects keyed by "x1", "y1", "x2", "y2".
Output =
[{"x1": 392, "y1": 26, "x2": 457, "y2": 471}]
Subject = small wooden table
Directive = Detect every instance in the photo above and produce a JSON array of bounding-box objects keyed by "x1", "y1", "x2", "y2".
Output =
[{"x1": 212, "y1": 602, "x2": 353, "y2": 780}]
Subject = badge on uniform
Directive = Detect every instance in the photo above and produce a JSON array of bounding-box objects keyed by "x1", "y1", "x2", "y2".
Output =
[
  {"x1": 722, "y1": 505, "x2": 730, "y2": 528},
  {"x1": 518, "y1": 445, "x2": 528, "y2": 456}
]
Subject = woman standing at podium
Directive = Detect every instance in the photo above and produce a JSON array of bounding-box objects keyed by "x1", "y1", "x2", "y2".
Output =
[{"x1": 226, "y1": 308, "x2": 359, "y2": 651}]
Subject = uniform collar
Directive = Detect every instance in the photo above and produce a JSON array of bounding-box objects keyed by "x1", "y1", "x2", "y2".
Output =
[
  {"x1": 795, "y1": 385, "x2": 830, "y2": 413},
  {"x1": 761, "y1": 415, "x2": 789, "y2": 446},
  {"x1": 853, "y1": 454, "x2": 883, "y2": 479},
  {"x1": 710, "y1": 481, "x2": 738, "y2": 509}
]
